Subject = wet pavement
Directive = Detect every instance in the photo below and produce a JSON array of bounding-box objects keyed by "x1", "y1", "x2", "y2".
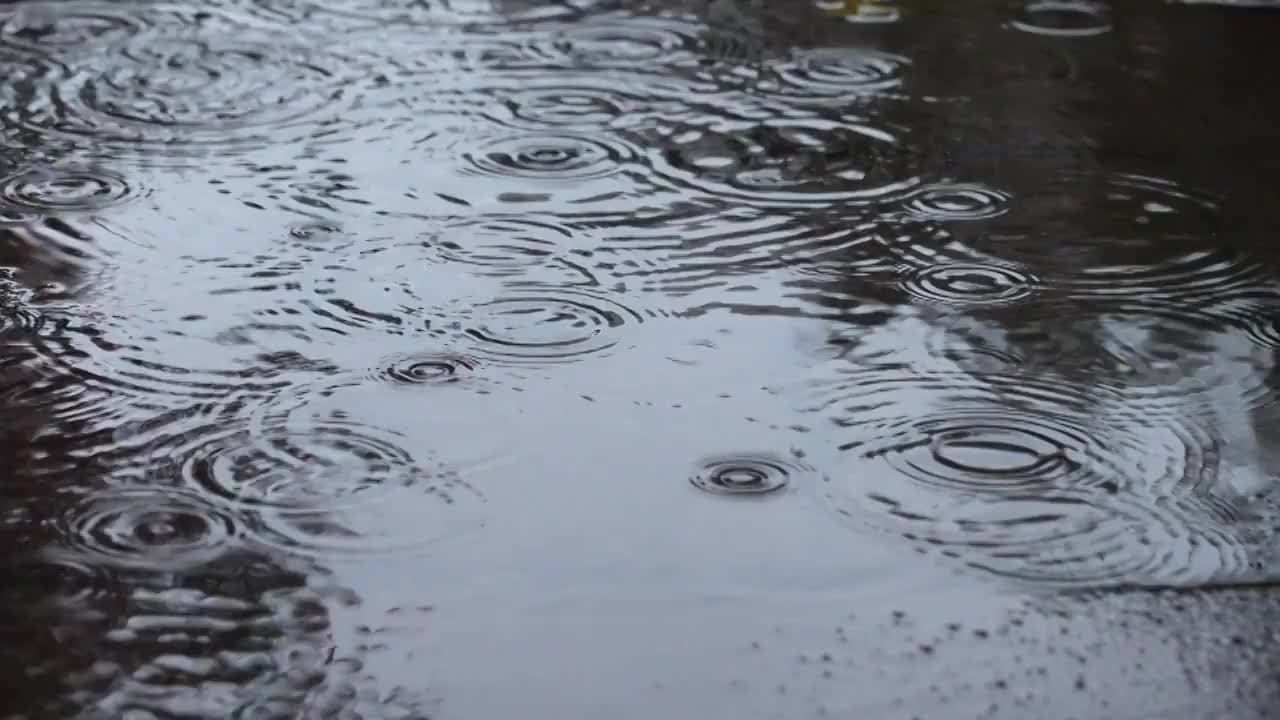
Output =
[{"x1": 2, "y1": 0, "x2": 1280, "y2": 718}]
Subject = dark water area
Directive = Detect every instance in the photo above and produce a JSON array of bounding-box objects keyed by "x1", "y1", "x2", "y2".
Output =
[{"x1": 3, "y1": 0, "x2": 1280, "y2": 717}]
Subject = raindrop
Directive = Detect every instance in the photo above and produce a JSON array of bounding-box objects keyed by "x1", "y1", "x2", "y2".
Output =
[
  {"x1": 460, "y1": 133, "x2": 637, "y2": 182},
  {"x1": 690, "y1": 454, "x2": 802, "y2": 496},
  {"x1": 0, "y1": 166, "x2": 142, "y2": 213},
  {"x1": 374, "y1": 352, "x2": 478, "y2": 385},
  {"x1": 463, "y1": 288, "x2": 649, "y2": 366},
  {"x1": 56, "y1": 488, "x2": 240, "y2": 571},
  {"x1": 903, "y1": 183, "x2": 1011, "y2": 221},
  {"x1": 1009, "y1": 1, "x2": 1113, "y2": 37},
  {"x1": 900, "y1": 263, "x2": 1037, "y2": 305}
]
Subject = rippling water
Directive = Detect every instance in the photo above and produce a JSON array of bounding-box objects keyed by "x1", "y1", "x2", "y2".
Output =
[{"x1": 4, "y1": 0, "x2": 1280, "y2": 718}]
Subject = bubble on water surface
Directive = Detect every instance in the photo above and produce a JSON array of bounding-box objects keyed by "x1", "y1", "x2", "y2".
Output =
[
  {"x1": 0, "y1": 166, "x2": 143, "y2": 213},
  {"x1": 649, "y1": 117, "x2": 921, "y2": 207},
  {"x1": 56, "y1": 487, "x2": 241, "y2": 571},
  {"x1": 903, "y1": 183, "x2": 1011, "y2": 221},
  {"x1": 1009, "y1": 1, "x2": 1112, "y2": 37},
  {"x1": 900, "y1": 263, "x2": 1037, "y2": 305},
  {"x1": 691, "y1": 454, "x2": 804, "y2": 496},
  {"x1": 460, "y1": 132, "x2": 637, "y2": 182},
  {"x1": 462, "y1": 288, "x2": 649, "y2": 366},
  {"x1": 374, "y1": 352, "x2": 479, "y2": 385},
  {"x1": 772, "y1": 47, "x2": 909, "y2": 98}
]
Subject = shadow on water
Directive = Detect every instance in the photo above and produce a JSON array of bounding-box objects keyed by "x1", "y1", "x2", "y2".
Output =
[{"x1": 3, "y1": 0, "x2": 1280, "y2": 718}]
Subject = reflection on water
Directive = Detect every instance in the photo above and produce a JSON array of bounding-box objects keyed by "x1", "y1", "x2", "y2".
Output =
[{"x1": 2, "y1": 0, "x2": 1280, "y2": 717}]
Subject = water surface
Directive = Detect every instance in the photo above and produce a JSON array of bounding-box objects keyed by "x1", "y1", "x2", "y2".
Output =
[{"x1": 3, "y1": 0, "x2": 1280, "y2": 717}]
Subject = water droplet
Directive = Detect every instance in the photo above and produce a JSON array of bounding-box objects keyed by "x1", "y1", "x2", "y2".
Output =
[
  {"x1": 1010, "y1": 1, "x2": 1113, "y2": 37},
  {"x1": 903, "y1": 183, "x2": 1011, "y2": 221},
  {"x1": 56, "y1": 488, "x2": 240, "y2": 571},
  {"x1": 691, "y1": 454, "x2": 803, "y2": 496},
  {"x1": 900, "y1": 263, "x2": 1036, "y2": 305}
]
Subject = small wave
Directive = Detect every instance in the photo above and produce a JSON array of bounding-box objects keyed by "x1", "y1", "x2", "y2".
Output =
[
  {"x1": 0, "y1": 166, "x2": 144, "y2": 214},
  {"x1": 372, "y1": 352, "x2": 480, "y2": 385},
  {"x1": 690, "y1": 453, "x2": 808, "y2": 496},
  {"x1": 647, "y1": 116, "x2": 921, "y2": 207},
  {"x1": 459, "y1": 131, "x2": 637, "y2": 182},
  {"x1": 54, "y1": 487, "x2": 242, "y2": 571},
  {"x1": 899, "y1": 262, "x2": 1038, "y2": 305},
  {"x1": 816, "y1": 367, "x2": 1264, "y2": 588},
  {"x1": 462, "y1": 287, "x2": 651, "y2": 366},
  {"x1": 1009, "y1": 1, "x2": 1113, "y2": 37},
  {"x1": 8, "y1": 17, "x2": 388, "y2": 163},
  {"x1": 769, "y1": 46, "x2": 909, "y2": 100},
  {"x1": 901, "y1": 183, "x2": 1011, "y2": 221}
]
